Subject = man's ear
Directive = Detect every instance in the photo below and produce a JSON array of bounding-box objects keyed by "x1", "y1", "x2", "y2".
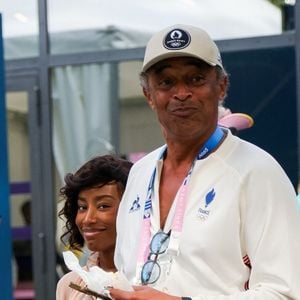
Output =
[
  {"x1": 143, "y1": 87, "x2": 155, "y2": 110},
  {"x1": 219, "y1": 76, "x2": 229, "y2": 101}
]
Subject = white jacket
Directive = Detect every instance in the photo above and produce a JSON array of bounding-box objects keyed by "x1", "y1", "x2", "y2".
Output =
[{"x1": 115, "y1": 130, "x2": 300, "y2": 299}]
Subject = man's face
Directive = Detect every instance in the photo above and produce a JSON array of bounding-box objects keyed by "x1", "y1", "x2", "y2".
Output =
[{"x1": 143, "y1": 57, "x2": 228, "y2": 142}]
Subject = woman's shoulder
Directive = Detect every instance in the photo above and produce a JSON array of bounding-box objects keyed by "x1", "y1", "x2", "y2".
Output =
[{"x1": 56, "y1": 270, "x2": 85, "y2": 299}]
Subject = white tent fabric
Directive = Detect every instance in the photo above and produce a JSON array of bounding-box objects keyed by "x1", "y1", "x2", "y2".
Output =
[
  {"x1": 3, "y1": 0, "x2": 281, "y2": 39},
  {"x1": 52, "y1": 63, "x2": 114, "y2": 182}
]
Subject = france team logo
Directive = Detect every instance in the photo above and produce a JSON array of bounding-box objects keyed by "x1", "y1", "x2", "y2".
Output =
[{"x1": 197, "y1": 188, "x2": 216, "y2": 220}]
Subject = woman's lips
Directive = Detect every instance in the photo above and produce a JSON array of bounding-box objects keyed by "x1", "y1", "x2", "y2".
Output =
[{"x1": 82, "y1": 228, "x2": 105, "y2": 238}]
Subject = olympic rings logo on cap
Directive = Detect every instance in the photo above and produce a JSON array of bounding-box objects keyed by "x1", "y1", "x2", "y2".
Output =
[{"x1": 163, "y1": 28, "x2": 191, "y2": 50}]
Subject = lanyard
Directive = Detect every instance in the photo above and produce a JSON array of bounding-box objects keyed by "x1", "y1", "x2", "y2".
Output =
[{"x1": 137, "y1": 126, "x2": 224, "y2": 266}]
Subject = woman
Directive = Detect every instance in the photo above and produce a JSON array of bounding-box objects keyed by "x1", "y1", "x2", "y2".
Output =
[{"x1": 56, "y1": 155, "x2": 132, "y2": 299}]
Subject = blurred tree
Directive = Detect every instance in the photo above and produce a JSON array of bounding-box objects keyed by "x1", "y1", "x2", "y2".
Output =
[
  {"x1": 268, "y1": 0, "x2": 282, "y2": 7},
  {"x1": 267, "y1": 0, "x2": 295, "y2": 31},
  {"x1": 268, "y1": 0, "x2": 296, "y2": 8}
]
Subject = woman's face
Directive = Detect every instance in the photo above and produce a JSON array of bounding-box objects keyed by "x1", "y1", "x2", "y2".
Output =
[{"x1": 75, "y1": 183, "x2": 121, "y2": 253}]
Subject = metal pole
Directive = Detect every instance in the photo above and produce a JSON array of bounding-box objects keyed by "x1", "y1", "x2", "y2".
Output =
[{"x1": 33, "y1": 0, "x2": 57, "y2": 299}]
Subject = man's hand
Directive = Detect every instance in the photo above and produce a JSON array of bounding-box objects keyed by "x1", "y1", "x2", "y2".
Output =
[{"x1": 109, "y1": 285, "x2": 181, "y2": 300}]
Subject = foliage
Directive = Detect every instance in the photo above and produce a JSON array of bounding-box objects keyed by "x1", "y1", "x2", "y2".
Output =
[{"x1": 267, "y1": 0, "x2": 296, "y2": 7}]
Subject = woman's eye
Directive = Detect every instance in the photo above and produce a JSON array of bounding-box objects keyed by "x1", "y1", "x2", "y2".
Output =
[
  {"x1": 98, "y1": 204, "x2": 111, "y2": 210},
  {"x1": 77, "y1": 205, "x2": 86, "y2": 211}
]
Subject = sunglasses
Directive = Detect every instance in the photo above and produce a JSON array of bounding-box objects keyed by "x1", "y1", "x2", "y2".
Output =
[{"x1": 141, "y1": 229, "x2": 171, "y2": 285}]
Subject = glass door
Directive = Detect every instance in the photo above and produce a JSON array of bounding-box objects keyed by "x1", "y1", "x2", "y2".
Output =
[
  {"x1": 4, "y1": 73, "x2": 55, "y2": 299},
  {"x1": 6, "y1": 90, "x2": 35, "y2": 299}
]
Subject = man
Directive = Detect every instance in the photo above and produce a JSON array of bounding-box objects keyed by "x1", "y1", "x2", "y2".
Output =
[{"x1": 110, "y1": 24, "x2": 300, "y2": 300}]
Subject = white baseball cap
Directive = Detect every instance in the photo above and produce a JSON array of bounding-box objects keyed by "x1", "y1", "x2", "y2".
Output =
[{"x1": 142, "y1": 24, "x2": 223, "y2": 72}]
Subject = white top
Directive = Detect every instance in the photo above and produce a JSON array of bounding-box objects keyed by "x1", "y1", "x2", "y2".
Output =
[
  {"x1": 56, "y1": 252, "x2": 98, "y2": 300},
  {"x1": 115, "y1": 130, "x2": 300, "y2": 299}
]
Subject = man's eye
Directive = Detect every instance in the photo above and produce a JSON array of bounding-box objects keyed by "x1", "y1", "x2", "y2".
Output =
[
  {"x1": 158, "y1": 78, "x2": 173, "y2": 87},
  {"x1": 190, "y1": 75, "x2": 204, "y2": 84}
]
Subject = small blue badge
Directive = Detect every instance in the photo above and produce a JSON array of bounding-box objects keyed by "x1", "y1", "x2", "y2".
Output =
[{"x1": 129, "y1": 195, "x2": 141, "y2": 212}]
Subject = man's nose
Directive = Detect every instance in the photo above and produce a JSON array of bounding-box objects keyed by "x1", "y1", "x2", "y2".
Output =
[{"x1": 174, "y1": 82, "x2": 192, "y2": 101}]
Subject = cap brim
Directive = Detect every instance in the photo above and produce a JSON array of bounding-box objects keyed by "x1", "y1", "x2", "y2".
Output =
[{"x1": 142, "y1": 52, "x2": 217, "y2": 73}]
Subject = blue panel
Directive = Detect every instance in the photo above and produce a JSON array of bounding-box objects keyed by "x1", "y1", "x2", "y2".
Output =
[
  {"x1": 223, "y1": 47, "x2": 298, "y2": 188},
  {"x1": 0, "y1": 14, "x2": 13, "y2": 300}
]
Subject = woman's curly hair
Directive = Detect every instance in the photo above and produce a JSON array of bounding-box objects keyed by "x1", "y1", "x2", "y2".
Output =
[{"x1": 58, "y1": 155, "x2": 133, "y2": 251}]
